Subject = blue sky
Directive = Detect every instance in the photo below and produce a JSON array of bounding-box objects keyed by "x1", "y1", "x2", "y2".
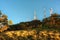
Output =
[{"x1": 0, "y1": 0, "x2": 60, "y2": 24}]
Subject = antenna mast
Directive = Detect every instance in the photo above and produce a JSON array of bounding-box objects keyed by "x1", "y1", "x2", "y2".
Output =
[
  {"x1": 50, "y1": 8, "x2": 53, "y2": 16},
  {"x1": 34, "y1": 10, "x2": 37, "y2": 20},
  {"x1": 44, "y1": 8, "x2": 46, "y2": 18}
]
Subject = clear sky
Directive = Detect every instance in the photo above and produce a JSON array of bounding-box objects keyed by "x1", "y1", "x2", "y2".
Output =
[{"x1": 0, "y1": 0, "x2": 60, "y2": 24}]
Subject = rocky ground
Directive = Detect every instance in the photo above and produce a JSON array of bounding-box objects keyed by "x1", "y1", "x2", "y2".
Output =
[{"x1": 0, "y1": 30, "x2": 60, "y2": 40}]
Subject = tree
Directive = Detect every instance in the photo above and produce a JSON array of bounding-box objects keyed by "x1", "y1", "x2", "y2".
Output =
[{"x1": 8, "y1": 20, "x2": 13, "y2": 25}]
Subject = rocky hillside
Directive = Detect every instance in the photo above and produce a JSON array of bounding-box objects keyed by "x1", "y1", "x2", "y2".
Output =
[
  {"x1": 0, "y1": 13, "x2": 60, "y2": 40},
  {"x1": 6, "y1": 13, "x2": 60, "y2": 31}
]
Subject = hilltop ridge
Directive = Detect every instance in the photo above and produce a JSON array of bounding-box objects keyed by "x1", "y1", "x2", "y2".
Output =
[{"x1": 6, "y1": 13, "x2": 60, "y2": 31}]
